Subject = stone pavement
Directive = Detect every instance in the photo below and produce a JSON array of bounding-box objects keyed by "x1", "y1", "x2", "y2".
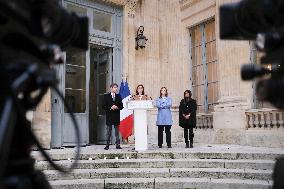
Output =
[{"x1": 32, "y1": 142, "x2": 284, "y2": 157}]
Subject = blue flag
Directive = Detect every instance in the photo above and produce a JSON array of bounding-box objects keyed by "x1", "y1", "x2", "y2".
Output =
[
  {"x1": 123, "y1": 81, "x2": 131, "y2": 99},
  {"x1": 119, "y1": 81, "x2": 124, "y2": 97},
  {"x1": 119, "y1": 81, "x2": 131, "y2": 99}
]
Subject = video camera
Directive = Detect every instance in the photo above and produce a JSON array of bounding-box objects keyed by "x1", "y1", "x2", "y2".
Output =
[
  {"x1": 0, "y1": 0, "x2": 88, "y2": 188},
  {"x1": 220, "y1": 0, "x2": 284, "y2": 109},
  {"x1": 220, "y1": 0, "x2": 284, "y2": 188}
]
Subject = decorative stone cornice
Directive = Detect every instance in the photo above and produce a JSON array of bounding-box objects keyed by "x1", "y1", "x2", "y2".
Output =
[
  {"x1": 100, "y1": 0, "x2": 139, "y2": 18},
  {"x1": 213, "y1": 96, "x2": 250, "y2": 111},
  {"x1": 179, "y1": 0, "x2": 202, "y2": 10},
  {"x1": 100, "y1": 0, "x2": 128, "y2": 6}
]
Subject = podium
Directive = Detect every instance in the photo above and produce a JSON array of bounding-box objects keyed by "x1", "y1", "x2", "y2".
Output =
[{"x1": 127, "y1": 100, "x2": 154, "y2": 151}]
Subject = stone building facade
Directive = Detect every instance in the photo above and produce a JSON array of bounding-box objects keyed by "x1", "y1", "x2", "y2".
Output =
[{"x1": 31, "y1": 0, "x2": 284, "y2": 149}]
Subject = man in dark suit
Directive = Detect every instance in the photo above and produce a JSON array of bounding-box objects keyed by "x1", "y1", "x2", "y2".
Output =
[{"x1": 102, "y1": 83, "x2": 123, "y2": 150}]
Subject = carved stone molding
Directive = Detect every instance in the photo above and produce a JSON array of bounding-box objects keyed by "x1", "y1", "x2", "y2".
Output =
[
  {"x1": 90, "y1": 0, "x2": 139, "y2": 18},
  {"x1": 125, "y1": 0, "x2": 140, "y2": 18},
  {"x1": 100, "y1": 0, "x2": 127, "y2": 6},
  {"x1": 214, "y1": 96, "x2": 250, "y2": 111},
  {"x1": 179, "y1": 0, "x2": 202, "y2": 10}
]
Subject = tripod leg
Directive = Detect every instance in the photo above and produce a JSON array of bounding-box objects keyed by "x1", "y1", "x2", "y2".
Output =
[{"x1": 3, "y1": 113, "x2": 52, "y2": 189}]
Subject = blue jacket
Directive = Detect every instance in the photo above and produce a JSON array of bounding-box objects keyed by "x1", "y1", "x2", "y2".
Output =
[{"x1": 156, "y1": 97, "x2": 173, "y2": 126}]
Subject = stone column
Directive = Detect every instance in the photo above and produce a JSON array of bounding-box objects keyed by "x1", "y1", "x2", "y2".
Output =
[
  {"x1": 121, "y1": 0, "x2": 138, "y2": 144},
  {"x1": 122, "y1": 0, "x2": 138, "y2": 90},
  {"x1": 213, "y1": 0, "x2": 253, "y2": 145},
  {"x1": 132, "y1": 0, "x2": 160, "y2": 144}
]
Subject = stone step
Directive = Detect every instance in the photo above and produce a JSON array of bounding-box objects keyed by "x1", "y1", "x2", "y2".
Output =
[
  {"x1": 50, "y1": 177, "x2": 272, "y2": 189},
  {"x1": 36, "y1": 159, "x2": 275, "y2": 171},
  {"x1": 44, "y1": 167, "x2": 272, "y2": 181},
  {"x1": 32, "y1": 150, "x2": 284, "y2": 161}
]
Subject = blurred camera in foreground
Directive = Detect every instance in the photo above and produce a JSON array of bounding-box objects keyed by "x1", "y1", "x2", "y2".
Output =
[{"x1": 220, "y1": 1, "x2": 284, "y2": 188}]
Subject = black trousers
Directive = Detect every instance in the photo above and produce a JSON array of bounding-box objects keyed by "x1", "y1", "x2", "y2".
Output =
[
  {"x1": 158, "y1": 126, "x2": 171, "y2": 147},
  {"x1": 184, "y1": 127, "x2": 194, "y2": 143},
  {"x1": 106, "y1": 125, "x2": 120, "y2": 146}
]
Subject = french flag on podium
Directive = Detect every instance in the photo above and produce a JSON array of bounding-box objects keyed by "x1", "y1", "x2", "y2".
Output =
[{"x1": 119, "y1": 81, "x2": 133, "y2": 140}]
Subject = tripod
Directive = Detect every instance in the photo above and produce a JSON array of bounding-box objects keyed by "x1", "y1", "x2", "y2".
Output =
[
  {"x1": 0, "y1": 0, "x2": 87, "y2": 188},
  {"x1": 0, "y1": 58, "x2": 81, "y2": 189},
  {"x1": 1, "y1": 105, "x2": 52, "y2": 189}
]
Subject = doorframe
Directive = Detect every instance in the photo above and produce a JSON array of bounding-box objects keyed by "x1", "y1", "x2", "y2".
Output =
[
  {"x1": 51, "y1": 0, "x2": 123, "y2": 148},
  {"x1": 94, "y1": 46, "x2": 116, "y2": 144},
  {"x1": 62, "y1": 47, "x2": 90, "y2": 146}
]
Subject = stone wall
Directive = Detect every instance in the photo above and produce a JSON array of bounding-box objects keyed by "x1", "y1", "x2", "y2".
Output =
[
  {"x1": 125, "y1": 0, "x2": 190, "y2": 106},
  {"x1": 126, "y1": 0, "x2": 190, "y2": 145}
]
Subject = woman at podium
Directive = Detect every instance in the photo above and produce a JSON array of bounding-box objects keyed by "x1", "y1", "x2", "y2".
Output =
[
  {"x1": 155, "y1": 87, "x2": 173, "y2": 148},
  {"x1": 131, "y1": 84, "x2": 152, "y2": 100},
  {"x1": 130, "y1": 84, "x2": 152, "y2": 150}
]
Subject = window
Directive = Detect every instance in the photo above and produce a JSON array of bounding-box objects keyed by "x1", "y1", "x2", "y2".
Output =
[
  {"x1": 93, "y1": 11, "x2": 112, "y2": 32},
  {"x1": 65, "y1": 3, "x2": 88, "y2": 113},
  {"x1": 190, "y1": 19, "x2": 218, "y2": 113},
  {"x1": 65, "y1": 48, "x2": 86, "y2": 113}
]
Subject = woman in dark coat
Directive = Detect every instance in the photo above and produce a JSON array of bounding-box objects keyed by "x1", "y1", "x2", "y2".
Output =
[{"x1": 179, "y1": 90, "x2": 197, "y2": 148}]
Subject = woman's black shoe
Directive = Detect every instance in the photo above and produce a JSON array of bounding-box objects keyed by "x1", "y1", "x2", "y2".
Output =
[
  {"x1": 186, "y1": 142, "x2": 189, "y2": 148},
  {"x1": 158, "y1": 145, "x2": 162, "y2": 148},
  {"x1": 104, "y1": 146, "x2": 109, "y2": 150},
  {"x1": 190, "y1": 143, "x2": 193, "y2": 148},
  {"x1": 167, "y1": 145, "x2": 172, "y2": 148}
]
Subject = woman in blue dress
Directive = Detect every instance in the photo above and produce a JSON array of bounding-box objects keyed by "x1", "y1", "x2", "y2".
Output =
[{"x1": 155, "y1": 87, "x2": 173, "y2": 148}]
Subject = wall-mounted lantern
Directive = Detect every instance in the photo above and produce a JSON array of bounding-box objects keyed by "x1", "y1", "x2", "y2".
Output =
[{"x1": 135, "y1": 26, "x2": 148, "y2": 50}]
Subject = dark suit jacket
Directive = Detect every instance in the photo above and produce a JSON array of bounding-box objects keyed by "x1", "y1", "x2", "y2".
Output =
[
  {"x1": 102, "y1": 93, "x2": 123, "y2": 126},
  {"x1": 179, "y1": 98, "x2": 197, "y2": 128}
]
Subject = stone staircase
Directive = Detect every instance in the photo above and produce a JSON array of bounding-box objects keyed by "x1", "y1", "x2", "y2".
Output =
[{"x1": 33, "y1": 144, "x2": 284, "y2": 189}]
